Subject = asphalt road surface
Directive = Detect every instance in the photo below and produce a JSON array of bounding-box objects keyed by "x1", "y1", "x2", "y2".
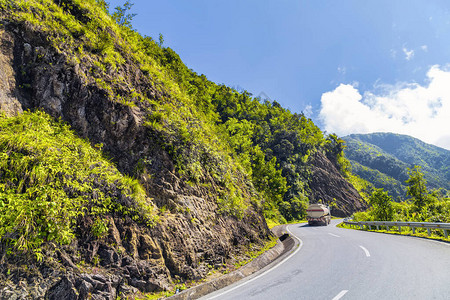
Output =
[{"x1": 200, "y1": 219, "x2": 450, "y2": 300}]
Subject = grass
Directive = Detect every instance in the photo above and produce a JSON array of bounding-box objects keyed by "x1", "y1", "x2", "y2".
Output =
[
  {"x1": 338, "y1": 222, "x2": 450, "y2": 243},
  {"x1": 0, "y1": 111, "x2": 157, "y2": 259},
  {"x1": 234, "y1": 236, "x2": 279, "y2": 268}
]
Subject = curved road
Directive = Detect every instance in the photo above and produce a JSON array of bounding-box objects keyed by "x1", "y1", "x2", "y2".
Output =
[{"x1": 200, "y1": 219, "x2": 450, "y2": 300}]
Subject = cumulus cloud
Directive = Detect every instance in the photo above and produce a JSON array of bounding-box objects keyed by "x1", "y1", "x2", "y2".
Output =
[{"x1": 319, "y1": 65, "x2": 450, "y2": 150}]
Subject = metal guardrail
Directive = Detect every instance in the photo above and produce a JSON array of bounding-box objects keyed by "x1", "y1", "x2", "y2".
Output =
[{"x1": 343, "y1": 220, "x2": 450, "y2": 238}]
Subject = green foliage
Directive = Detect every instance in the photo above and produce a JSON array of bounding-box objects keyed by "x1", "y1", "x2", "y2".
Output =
[
  {"x1": 91, "y1": 217, "x2": 109, "y2": 238},
  {"x1": 344, "y1": 133, "x2": 450, "y2": 200},
  {"x1": 94, "y1": 0, "x2": 109, "y2": 13},
  {"x1": 352, "y1": 211, "x2": 373, "y2": 222},
  {"x1": 349, "y1": 160, "x2": 406, "y2": 200},
  {"x1": 158, "y1": 33, "x2": 164, "y2": 47},
  {"x1": 325, "y1": 133, "x2": 350, "y2": 174},
  {"x1": 0, "y1": 111, "x2": 155, "y2": 257},
  {"x1": 0, "y1": 0, "x2": 360, "y2": 224},
  {"x1": 351, "y1": 167, "x2": 450, "y2": 224},
  {"x1": 406, "y1": 165, "x2": 430, "y2": 211},
  {"x1": 278, "y1": 195, "x2": 308, "y2": 221},
  {"x1": 111, "y1": 0, "x2": 136, "y2": 29},
  {"x1": 368, "y1": 188, "x2": 393, "y2": 221}
]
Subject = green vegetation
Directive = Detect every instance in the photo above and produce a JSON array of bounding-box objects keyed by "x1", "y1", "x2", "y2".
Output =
[
  {"x1": 5, "y1": 0, "x2": 355, "y2": 222},
  {"x1": 234, "y1": 236, "x2": 278, "y2": 268},
  {"x1": 344, "y1": 133, "x2": 450, "y2": 200},
  {"x1": 351, "y1": 165, "x2": 450, "y2": 225},
  {"x1": 342, "y1": 166, "x2": 449, "y2": 240},
  {"x1": 0, "y1": 111, "x2": 156, "y2": 258},
  {"x1": 338, "y1": 222, "x2": 450, "y2": 242},
  {"x1": 406, "y1": 165, "x2": 431, "y2": 210},
  {"x1": 368, "y1": 188, "x2": 393, "y2": 221}
]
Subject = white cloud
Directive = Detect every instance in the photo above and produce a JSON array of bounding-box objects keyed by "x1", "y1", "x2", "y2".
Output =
[
  {"x1": 421, "y1": 45, "x2": 428, "y2": 52},
  {"x1": 402, "y1": 47, "x2": 415, "y2": 60},
  {"x1": 319, "y1": 65, "x2": 450, "y2": 150}
]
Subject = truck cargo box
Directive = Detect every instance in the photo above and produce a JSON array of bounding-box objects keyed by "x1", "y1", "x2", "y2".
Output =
[{"x1": 306, "y1": 203, "x2": 331, "y2": 226}]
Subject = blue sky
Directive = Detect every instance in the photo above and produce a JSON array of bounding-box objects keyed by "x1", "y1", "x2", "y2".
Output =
[{"x1": 108, "y1": 1, "x2": 450, "y2": 149}]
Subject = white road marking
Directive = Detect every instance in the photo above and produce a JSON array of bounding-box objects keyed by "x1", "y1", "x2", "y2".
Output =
[
  {"x1": 359, "y1": 245, "x2": 371, "y2": 257},
  {"x1": 328, "y1": 233, "x2": 341, "y2": 237},
  {"x1": 208, "y1": 225, "x2": 303, "y2": 299},
  {"x1": 332, "y1": 290, "x2": 348, "y2": 300}
]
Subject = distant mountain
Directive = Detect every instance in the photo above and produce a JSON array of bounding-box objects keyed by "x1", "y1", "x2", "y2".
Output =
[{"x1": 343, "y1": 133, "x2": 450, "y2": 200}]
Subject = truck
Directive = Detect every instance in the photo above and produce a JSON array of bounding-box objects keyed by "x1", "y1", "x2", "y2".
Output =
[{"x1": 306, "y1": 203, "x2": 331, "y2": 226}]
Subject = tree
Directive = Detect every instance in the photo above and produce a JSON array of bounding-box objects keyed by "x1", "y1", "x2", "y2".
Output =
[
  {"x1": 159, "y1": 33, "x2": 164, "y2": 47},
  {"x1": 406, "y1": 165, "x2": 429, "y2": 210},
  {"x1": 369, "y1": 188, "x2": 393, "y2": 221},
  {"x1": 112, "y1": 1, "x2": 136, "y2": 29},
  {"x1": 95, "y1": 0, "x2": 109, "y2": 13}
]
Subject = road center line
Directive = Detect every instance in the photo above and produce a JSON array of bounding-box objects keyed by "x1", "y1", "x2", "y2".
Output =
[
  {"x1": 359, "y1": 245, "x2": 371, "y2": 257},
  {"x1": 332, "y1": 290, "x2": 348, "y2": 300},
  {"x1": 328, "y1": 233, "x2": 340, "y2": 237},
  {"x1": 208, "y1": 225, "x2": 303, "y2": 299}
]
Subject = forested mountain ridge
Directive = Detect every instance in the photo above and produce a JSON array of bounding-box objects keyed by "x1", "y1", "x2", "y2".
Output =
[
  {"x1": 0, "y1": 0, "x2": 365, "y2": 298},
  {"x1": 344, "y1": 133, "x2": 450, "y2": 200}
]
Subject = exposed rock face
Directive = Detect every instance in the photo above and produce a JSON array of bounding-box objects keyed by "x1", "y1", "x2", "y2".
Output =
[
  {"x1": 0, "y1": 29, "x2": 22, "y2": 116},
  {"x1": 0, "y1": 18, "x2": 270, "y2": 299},
  {"x1": 309, "y1": 152, "x2": 367, "y2": 217}
]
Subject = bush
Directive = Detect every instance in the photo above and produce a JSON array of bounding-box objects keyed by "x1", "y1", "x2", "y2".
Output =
[{"x1": 0, "y1": 111, "x2": 155, "y2": 258}]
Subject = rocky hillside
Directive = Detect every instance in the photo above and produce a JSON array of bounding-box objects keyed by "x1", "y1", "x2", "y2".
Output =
[
  {"x1": 344, "y1": 133, "x2": 450, "y2": 200},
  {"x1": 0, "y1": 0, "x2": 365, "y2": 298}
]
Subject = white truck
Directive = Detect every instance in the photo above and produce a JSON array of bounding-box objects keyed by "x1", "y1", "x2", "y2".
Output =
[{"x1": 306, "y1": 203, "x2": 331, "y2": 226}]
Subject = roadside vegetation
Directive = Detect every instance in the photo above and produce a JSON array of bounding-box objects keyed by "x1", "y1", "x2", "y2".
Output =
[{"x1": 343, "y1": 165, "x2": 450, "y2": 240}]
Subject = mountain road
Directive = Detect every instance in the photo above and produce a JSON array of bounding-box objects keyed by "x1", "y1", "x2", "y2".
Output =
[{"x1": 200, "y1": 219, "x2": 450, "y2": 300}]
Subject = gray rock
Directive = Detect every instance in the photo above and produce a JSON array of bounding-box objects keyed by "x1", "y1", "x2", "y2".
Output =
[{"x1": 23, "y1": 43, "x2": 32, "y2": 57}]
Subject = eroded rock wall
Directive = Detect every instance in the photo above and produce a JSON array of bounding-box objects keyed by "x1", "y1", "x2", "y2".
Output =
[
  {"x1": 309, "y1": 152, "x2": 367, "y2": 217},
  {"x1": 0, "y1": 20, "x2": 270, "y2": 298}
]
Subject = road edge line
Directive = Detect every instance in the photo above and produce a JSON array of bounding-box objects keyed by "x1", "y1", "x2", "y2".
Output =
[{"x1": 207, "y1": 225, "x2": 303, "y2": 299}]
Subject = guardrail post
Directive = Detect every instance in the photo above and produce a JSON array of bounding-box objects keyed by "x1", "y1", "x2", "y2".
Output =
[
  {"x1": 427, "y1": 228, "x2": 431, "y2": 236},
  {"x1": 412, "y1": 227, "x2": 415, "y2": 234},
  {"x1": 398, "y1": 226, "x2": 401, "y2": 232},
  {"x1": 444, "y1": 230, "x2": 448, "y2": 239},
  {"x1": 376, "y1": 225, "x2": 379, "y2": 230},
  {"x1": 360, "y1": 225, "x2": 363, "y2": 230},
  {"x1": 386, "y1": 225, "x2": 389, "y2": 231}
]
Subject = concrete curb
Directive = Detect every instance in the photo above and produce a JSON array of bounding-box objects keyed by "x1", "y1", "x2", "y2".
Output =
[{"x1": 168, "y1": 224, "x2": 298, "y2": 300}]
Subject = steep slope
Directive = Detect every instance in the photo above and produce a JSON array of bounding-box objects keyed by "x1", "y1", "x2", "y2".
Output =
[
  {"x1": 0, "y1": 1, "x2": 270, "y2": 298},
  {"x1": 344, "y1": 133, "x2": 450, "y2": 199},
  {"x1": 0, "y1": 0, "x2": 365, "y2": 298}
]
